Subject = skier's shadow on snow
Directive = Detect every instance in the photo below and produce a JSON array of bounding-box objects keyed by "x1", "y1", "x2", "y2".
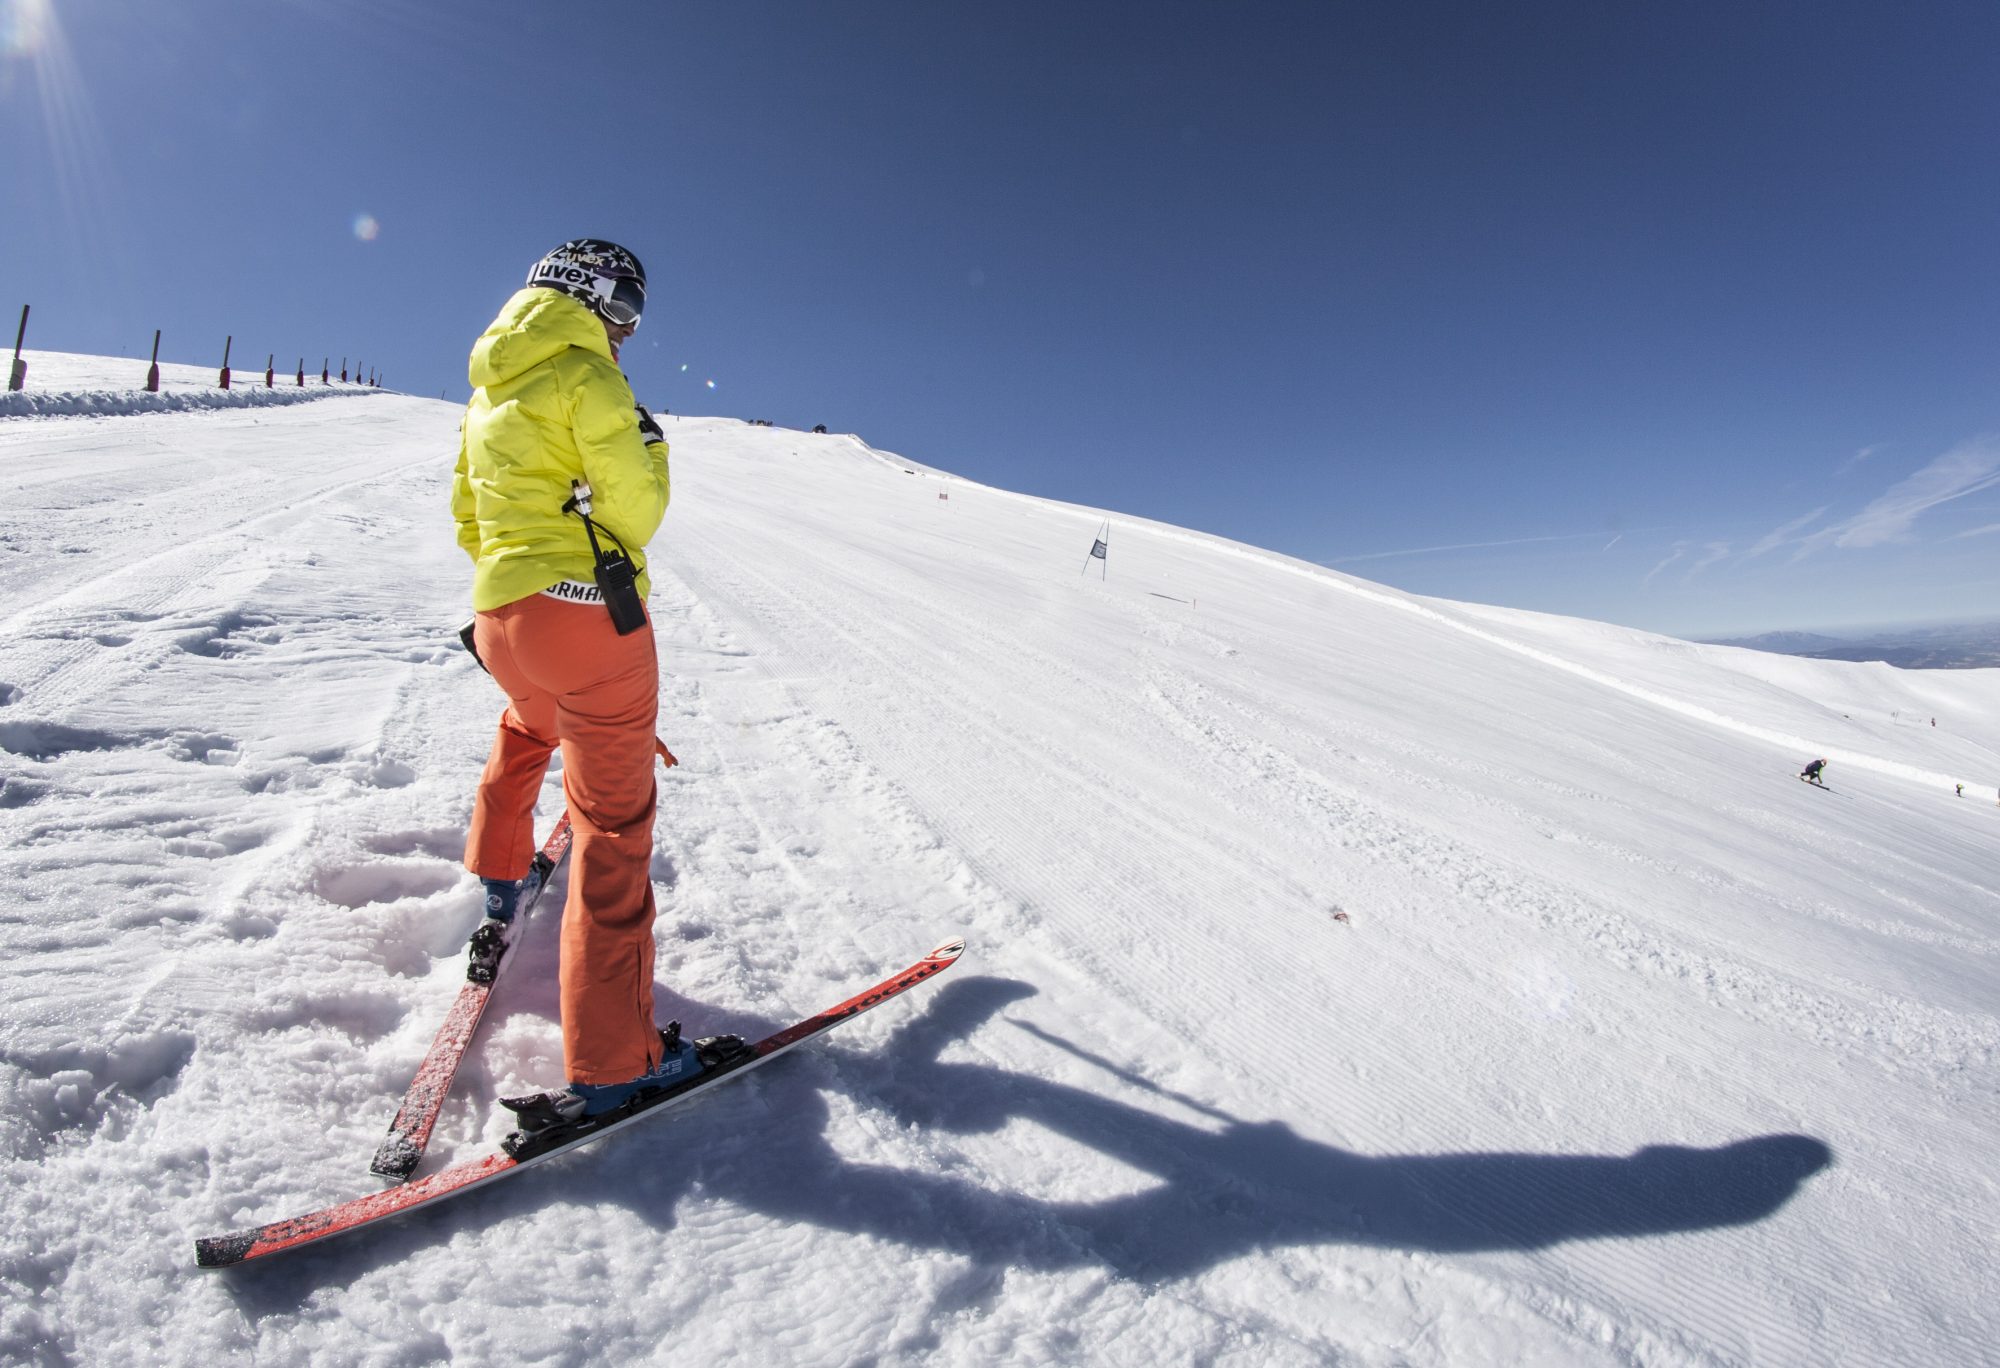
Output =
[
  {"x1": 661, "y1": 975, "x2": 1832, "y2": 1282},
  {"x1": 217, "y1": 975, "x2": 1832, "y2": 1308}
]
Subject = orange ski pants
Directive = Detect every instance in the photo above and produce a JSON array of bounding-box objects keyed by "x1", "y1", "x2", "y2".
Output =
[{"x1": 464, "y1": 593, "x2": 663, "y2": 1086}]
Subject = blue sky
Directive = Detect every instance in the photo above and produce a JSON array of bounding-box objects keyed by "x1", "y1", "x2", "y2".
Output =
[{"x1": 4, "y1": 0, "x2": 1996, "y2": 639}]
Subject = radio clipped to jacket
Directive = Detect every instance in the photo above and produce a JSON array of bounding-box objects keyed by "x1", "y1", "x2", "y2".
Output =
[{"x1": 561, "y1": 479, "x2": 647, "y2": 635}]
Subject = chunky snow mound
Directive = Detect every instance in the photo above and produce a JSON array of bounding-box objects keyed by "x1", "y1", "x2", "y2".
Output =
[{"x1": 1, "y1": 354, "x2": 1996, "y2": 1366}]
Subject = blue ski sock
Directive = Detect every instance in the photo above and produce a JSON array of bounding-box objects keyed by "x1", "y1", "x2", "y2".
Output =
[{"x1": 481, "y1": 877, "x2": 525, "y2": 923}]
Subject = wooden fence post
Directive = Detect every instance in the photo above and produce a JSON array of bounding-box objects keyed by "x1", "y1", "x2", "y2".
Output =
[{"x1": 8, "y1": 305, "x2": 27, "y2": 392}]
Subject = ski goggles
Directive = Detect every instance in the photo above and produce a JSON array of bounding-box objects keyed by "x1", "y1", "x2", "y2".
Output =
[{"x1": 591, "y1": 274, "x2": 646, "y2": 329}]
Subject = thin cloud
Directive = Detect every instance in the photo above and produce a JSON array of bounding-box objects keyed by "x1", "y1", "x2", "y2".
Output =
[
  {"x1": 1830, "y1": 438, "x2": 2000, "y2": 549},
  {"x1": 1643, "y1": 539, "x2": 1733, "y2": 585},
  {"x1": 1950, "y1": 522, "x2": 2000, "y2": 540},
  {"x1": 1643, "y1": 543, "x2": 1685, "y2": 586},
  {"x1": 1837, "y1": 443, "x2": 1886, "y2": 475},
  {"x1": 1329, "y1": 531, "x2": 1608, "y2": 565},
  {"x1": 1687, "y1": 541, "x2": 1732, "y2": 578},
  {"x1": 1743, "y1": 506, "x2": 1829, "y2": 560},
  {"x1": 1775, "y1": 437, "x2": 2000, "y2": 562}
]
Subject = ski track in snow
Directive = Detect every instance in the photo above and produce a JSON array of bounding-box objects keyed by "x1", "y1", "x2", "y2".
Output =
[{"x1": 0, "y1": 381, "x2": 1996, "y2": 1365}]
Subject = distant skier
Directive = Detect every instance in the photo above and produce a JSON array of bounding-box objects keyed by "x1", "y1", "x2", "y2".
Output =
[
  {"x1": 1800, "y1": 758, "x2": 1827, "y2": 786},
  {"x1": 1956, "y1": 783, "x2": 1963, "y2": 797}
]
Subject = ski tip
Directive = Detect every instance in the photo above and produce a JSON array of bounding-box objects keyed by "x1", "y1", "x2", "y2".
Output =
[{"x1": 927, "y1": 938, "x2": 966, "y2": 964}]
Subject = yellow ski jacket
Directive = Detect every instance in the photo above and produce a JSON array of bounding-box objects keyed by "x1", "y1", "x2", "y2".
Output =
[{"x1": 452, "y1": 288, "x2": 669, "y2": 611}]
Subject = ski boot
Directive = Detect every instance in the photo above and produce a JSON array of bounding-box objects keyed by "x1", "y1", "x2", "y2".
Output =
[
  {"x1": 499, "y1": 1023, "x2": 751, "y2": 1159},
  {"x1": 466, "y1": 877, "x2": 526, "y2": 985}
]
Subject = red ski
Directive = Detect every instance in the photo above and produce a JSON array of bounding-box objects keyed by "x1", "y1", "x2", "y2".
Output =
[
  {"x1": 195, "y1": 938, "x2": 965, "y2": 1268},
  {"x1": 368, "y1": 814, "x2": 574, "y2": 1182}
]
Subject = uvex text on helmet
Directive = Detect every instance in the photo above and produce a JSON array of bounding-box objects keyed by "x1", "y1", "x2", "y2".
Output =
[{"x1": 527, "y1": 239, "x2": 646, "y2": 327}]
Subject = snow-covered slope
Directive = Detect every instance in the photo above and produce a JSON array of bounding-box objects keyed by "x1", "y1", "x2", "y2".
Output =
[{"x1": 2, "y1": 360, "x2": 1996, "y2": 1366}]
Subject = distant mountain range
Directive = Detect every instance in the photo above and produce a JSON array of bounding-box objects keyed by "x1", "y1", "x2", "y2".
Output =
[{"x1": 1704, "y1": 620, "x2": 2000, "y2": 669}]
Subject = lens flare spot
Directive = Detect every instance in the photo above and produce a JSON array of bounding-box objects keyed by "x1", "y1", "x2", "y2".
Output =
[
  {"x1": 353, "y1": 214, "x2": 380, "y2": 242},
  {"x1": 3, "y1": 0, "x2": 53, "y2": 60}
]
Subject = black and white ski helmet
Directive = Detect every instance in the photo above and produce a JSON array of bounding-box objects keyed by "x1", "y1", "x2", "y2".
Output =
[{"x1": 526, "y1": 239, "x2": 647, "y2": 327}]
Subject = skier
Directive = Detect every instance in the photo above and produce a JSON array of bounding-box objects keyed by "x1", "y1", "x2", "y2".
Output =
[
  {"x1": 1800, "y1": 758, "x2": 1827, "y2": 786},
  {"x1": 452, "y1": 238, "x2": 700, "y2": 1129}
]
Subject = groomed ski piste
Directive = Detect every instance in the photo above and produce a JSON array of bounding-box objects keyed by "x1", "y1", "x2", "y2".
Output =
[{"x1": 2, "y1": 352, "x2": 1997, "y2": 1365}]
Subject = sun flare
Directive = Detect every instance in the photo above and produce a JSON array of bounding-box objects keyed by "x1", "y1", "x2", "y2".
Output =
[
  {"x1": 4, "y1": 0, "x2": 119, "y2": 275},
  {"x1": 1, "y1": 0, "x2": 53, "y2": 61}
]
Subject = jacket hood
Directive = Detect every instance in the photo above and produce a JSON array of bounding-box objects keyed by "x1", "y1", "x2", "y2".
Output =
[{"x1": 468, "y1": 288, "x2": 612, "y2": 390}]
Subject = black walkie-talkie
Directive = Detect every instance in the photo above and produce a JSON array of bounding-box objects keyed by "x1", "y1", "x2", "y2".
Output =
[{"x1": 564, "y1": 480, "x2": 647, "y2": 635}]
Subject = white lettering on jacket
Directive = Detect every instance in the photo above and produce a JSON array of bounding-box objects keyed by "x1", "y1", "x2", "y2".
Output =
[{"x1": 540, "y1": 580, "x2": 603, "y2": 604}]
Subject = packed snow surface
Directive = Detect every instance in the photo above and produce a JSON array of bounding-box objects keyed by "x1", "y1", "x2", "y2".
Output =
[{"x1": 2, "y1": 355, "x2": 1997, "y2": 1366}]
